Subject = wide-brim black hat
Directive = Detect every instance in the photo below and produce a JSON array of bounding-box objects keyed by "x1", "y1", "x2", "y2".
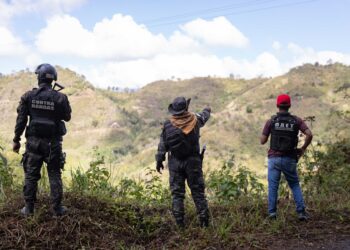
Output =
[{"x1": 168, "y1": 97, "x2": 191, "y2": 115}]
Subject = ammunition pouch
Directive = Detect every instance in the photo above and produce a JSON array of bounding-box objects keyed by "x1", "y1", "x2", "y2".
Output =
[{"x1": 29, "y1": 118, "x2": 56, "y2": 138}]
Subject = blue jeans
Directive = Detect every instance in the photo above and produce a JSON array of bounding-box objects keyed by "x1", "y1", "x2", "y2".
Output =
[{"x1": 268, "y1": 156, "x2": 305, "y2": 214}]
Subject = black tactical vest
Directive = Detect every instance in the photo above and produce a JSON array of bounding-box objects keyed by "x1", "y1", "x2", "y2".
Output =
[
  {"x1": 270, "y1": 113, "x2": 299, "y2": 152},
  {"x1": 164, "y1": 120, "x2": 199, "y2": 159},
  {"x1": 27, "y1": 86, "x2": 60, "y2": 138}
]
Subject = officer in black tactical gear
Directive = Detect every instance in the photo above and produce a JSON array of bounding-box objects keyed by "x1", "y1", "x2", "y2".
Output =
[
  {"x1": 156, "y1": 97, "x2": 211, "y2": 228},
  {"x1": 12, "y1": 63, "x2": 72, "y2": 216}
]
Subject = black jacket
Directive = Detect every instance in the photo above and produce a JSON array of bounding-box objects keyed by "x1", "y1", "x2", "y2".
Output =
[
  {"x1": 155, "y1": 108, "x2": 211, "y2": 162},
  {"x1": 13, "y1": 83, "x2": 72, "y2": 142}
]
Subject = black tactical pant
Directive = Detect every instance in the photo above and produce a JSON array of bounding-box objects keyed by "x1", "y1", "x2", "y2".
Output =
[
  {"x1": 168, "y1": 155, "x2": 209, "y2": 222},
  {"x1": 22, "y1": 136, "x2": 64, "y2": 208}
]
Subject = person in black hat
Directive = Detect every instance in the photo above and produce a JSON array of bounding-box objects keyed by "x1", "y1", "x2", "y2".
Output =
[{"x1": 155, "y1": 96, "x2": 211, "y2": 228}]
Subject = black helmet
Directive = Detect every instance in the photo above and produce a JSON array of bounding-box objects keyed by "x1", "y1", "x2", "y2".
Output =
[{"x1": 35, "y1": 63, "x2": 57, "y2": 82}]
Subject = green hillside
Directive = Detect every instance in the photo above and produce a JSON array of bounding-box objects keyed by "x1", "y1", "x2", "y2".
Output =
[{"x1": 0, "y1": 63, "x2": 349, "y2": 181}]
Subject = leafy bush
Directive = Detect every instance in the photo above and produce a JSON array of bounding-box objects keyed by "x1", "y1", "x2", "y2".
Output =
[
  {"x1": 246, "y1": 106, "x2": 253, "y2": 113},
  {"x1": 71, "y1": 151, "x2": 170, "y2": 204},
  {"x1": 71, "y1": 149, "x2": 113, "y2": 194},
  {"x1": 207, "y1": 155, "x2": 264, "y2": 202},
  {"x1": 0, "y1": 147, "x2": 13, "y2": 200},
  {"x1": 116, "y1": 168, "x2": 170, "y2": 204},
  {"x1": 116, "y1": 178, "x2": 145, "y2": 200},
  {"x1": 299, "y1": 139, "x2": 350, "y2": 196},
  {"x1": 143, "y1": 168, "x2": 171, "y2": 204}
]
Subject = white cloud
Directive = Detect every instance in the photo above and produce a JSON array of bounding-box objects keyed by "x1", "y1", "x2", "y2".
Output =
[
  {"x1": 0, "y1": 26, "x2": 28, "y2": 56},
  {"x1": 254, "y1": 52, "x2": 282, "y2": 76},
  {"x1": 287, "y1": 42, "x2": 308, "y2": 55},
  {"x1": 80, "y1": 54, "x2": 228, "y2": 88},
  {"x1": 78, "y1": 43, "x2": 350, "y2": 89},
  {"x1": 0, "y1": 1, "x2": 15, "y2": 25},
  {"x1": 35, "y1": 14, "x2": 249, "y2": 61},
  {"x1": 34, "y1": 13, "x2": 350, "y2": 89},
  {"x1": 2, "y1": 8, "x2": 350, "y2": 89},
  {"x1": 180, "y1": 17, "x2": 249, "y2": 48},
  {"x1": 24, "y1": 53, "x2": 43, "y2": 68},
  {"x1": 272, "y1": 41, "x2": 281, "y2": 50},
  {"x1": 167, "y1": 31, "x2": 203, "y2": 54},
  {"x1": 286, "y1": 42, "x2": 350, "y2": 66},
  {"x1": 0, "y1": 0, "x2": 86, "y2": 24},
  {"x1": 36, "y1": 14, "x2": 169, "y2": 60},
  {"x1": 78, "y1": 52, "x2": 282, "y2": 88}
]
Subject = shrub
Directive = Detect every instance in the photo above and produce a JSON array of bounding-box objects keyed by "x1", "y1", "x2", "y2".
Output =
[
  {"x1": 299, "y1": 139, "x2": 350, "y2": 196},
  {"x1": 0, "y1": 147, "x2": 13, "y2": 200},
  {"x1": 91, "y1": 120, "x2": 99, "y2": 128},
  {"x1": 207, "y1": 154, "x2": 264, "y2": 202},
  {"x1": 143, "y1": 168, "x2": 171, "y2": 204},
  {"x1": 71, "y1": 149, "x2": 113, "y2": 195},
  {"x1": 246, "y1": 106, "x2": 253, "y2": 113},
  {"x1": 115, "y1": 168, "x2": 170, "y2": 204},
  {"x1": 116, "y1": 178, "x2": 145, "y2": 200}
]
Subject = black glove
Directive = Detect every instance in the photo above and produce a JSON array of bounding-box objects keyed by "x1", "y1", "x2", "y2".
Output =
[
  {"x1": 12, "y1": 141, "x2": 21, "y2": 153},
  {"x1": 156, "y1": 161, "x2": 164, "y2": 174}
]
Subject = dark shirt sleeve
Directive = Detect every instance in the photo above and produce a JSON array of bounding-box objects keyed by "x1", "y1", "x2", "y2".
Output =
[
  {"x1": 297, "y1": 117, "x2": 309, "y2": 133},
  {"x1": 196, "y1": 108, "x2": 211, "y2": 128},
  {"x1": 155, "y1": 125, "x2": 168, "y2": 162},
  {"x1": 13, "y1": 92, "x2": 30, "y2": 142},
  {"x1": 262, "y1": 119, "x2": 271, "y2": 136},
  {"x1": 58, "y1": 94, "x2": 72, "y2": 122}
]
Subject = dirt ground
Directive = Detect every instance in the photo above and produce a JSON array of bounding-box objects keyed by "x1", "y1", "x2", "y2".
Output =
[{"x1": 1, "y1": 193, "x2": 349, "y2": 249}]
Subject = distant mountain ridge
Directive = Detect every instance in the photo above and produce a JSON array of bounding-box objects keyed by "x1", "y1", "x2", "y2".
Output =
[{"x1": 0, "y1": 63, "x2": 349, "y2": 178}]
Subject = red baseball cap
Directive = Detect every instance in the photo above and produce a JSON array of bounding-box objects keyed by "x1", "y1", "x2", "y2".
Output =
[{"x1": 276, "y1": 94, "x2": 291, "y2": 107}]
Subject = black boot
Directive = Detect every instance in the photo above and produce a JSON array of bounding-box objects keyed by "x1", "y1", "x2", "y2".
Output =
[
  {"x1": 200, "y1": 217, "x2": 209, "y2": 228},
  {"x1": 175, "y1": 218, "x2": 185, "y2": 229},
  {"x1": 21, "y1": 203, "x2": 34, "y2": 216},
  {"x1": 298, "y1": 211, "x2": 309, "y2": 221},
  {"x1": 53, "y1": 205, "x2": 68, "y2": 216}
]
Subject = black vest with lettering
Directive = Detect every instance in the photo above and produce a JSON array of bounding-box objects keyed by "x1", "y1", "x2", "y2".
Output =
[
  {"x1": 270, "y1": 113, "x2": 299, "y2": 152},
  {"x1": 164, "y1": 120, "x2": 200, "y2": 160},
  {"x1": 27, "y1": 86, "x2": 61, "y2": 138}
]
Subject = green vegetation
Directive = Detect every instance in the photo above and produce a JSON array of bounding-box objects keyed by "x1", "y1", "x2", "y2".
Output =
[
  {"x1": 0, "y1": 63, "x2": 349, "y2": 247},
  {"x1": 0, "y1": 146, "x2": 13, "y2": 201},
  {"x1": 207, "y1": 155, "x2": 264, "y2": 202},
  {"x1": 0, "y1": 138, "x2": 349, "y2": 248}
]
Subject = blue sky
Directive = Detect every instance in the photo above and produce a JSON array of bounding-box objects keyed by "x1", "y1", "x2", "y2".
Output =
[{"x1": 1, "y1": 0, "x2": 349, "y2": 88}]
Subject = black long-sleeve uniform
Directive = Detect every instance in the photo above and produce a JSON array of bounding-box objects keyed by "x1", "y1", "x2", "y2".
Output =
[
  {"x1": 155, "y1": 108, "x2": 211, "y2": 226},
  {"x1": 13, "y1": 83, "x2": 71, "y2": 209}
]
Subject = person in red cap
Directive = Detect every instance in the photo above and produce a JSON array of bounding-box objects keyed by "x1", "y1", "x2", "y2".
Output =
[{"x1": 260, "y1": 94, "x2": 313, "y2": 221}]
